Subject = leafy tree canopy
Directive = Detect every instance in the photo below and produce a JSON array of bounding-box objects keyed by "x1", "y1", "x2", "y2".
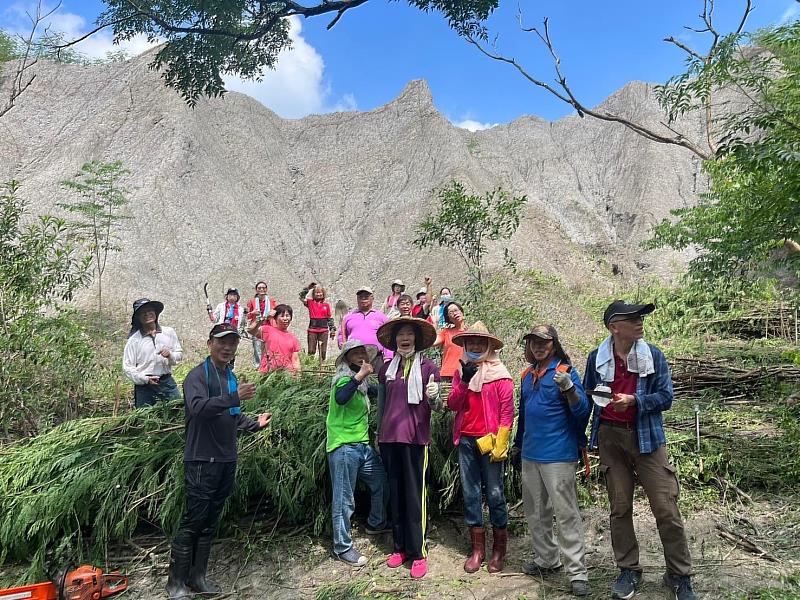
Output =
[
  {"x1": 0, "y1": 29, "x2": 19, "y2": 63},
  {"x1": 96, "y1": 0, "x2": 497, "y2": 105},
  {"x1": 646, "y1": 21, "x2": 800, "y2": 282}
]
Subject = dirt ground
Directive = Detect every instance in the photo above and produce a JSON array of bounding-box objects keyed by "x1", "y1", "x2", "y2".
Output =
[{"x1": 111, "y1": 495, "x2": 799, "y2": 600}]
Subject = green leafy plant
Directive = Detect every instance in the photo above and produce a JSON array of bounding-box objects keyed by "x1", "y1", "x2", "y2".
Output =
[{"x1": 59, "y1": 161, "x2": 131, "y2": 314}]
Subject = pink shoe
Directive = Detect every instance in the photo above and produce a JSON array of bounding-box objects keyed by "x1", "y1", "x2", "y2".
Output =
[
  {"x1": 410, "y1": 558, "x2": 428, "y2": 578},
  {"x1": 386, "y1": 552, "x2": 406, "y2": 568}
]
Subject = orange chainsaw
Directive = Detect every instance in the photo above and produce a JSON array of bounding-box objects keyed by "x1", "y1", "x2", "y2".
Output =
[{"x1": 0, "y1": 565, "x2": 128, "y2": 600}]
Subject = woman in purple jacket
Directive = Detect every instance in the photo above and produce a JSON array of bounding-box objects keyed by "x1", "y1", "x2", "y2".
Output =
[
  {"x1": 447, "y1": 322, "x2": 514, "y2": 574},
  {"x1": 375, "y1": 317, "x2": 441, "y2": 579}
]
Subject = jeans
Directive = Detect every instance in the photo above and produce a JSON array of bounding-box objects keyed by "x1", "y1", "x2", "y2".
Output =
[
  {"x1": 134, "y1": 374, "x2": 181, "y2": 408},
  {"x1": 251, "y1": 337, "x2": 262, "y2": 368},
  {"x1": 328, "y1": 443, "x2": 388, "y2": 555},
  {"x1": 458, "y1": 435, "x2": 508, "y2": 528}
]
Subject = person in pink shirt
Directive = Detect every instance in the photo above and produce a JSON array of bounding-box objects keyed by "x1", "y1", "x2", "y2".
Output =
[
  {"x1": 447, "y1": 322, "x2": 514, "y2": 574},
  {"x1": 247, "y1": 304, "x2": 301, "y2": 374},
  {"x1": 300, "y1": 282, "x2": 336, "y2": 364},
  {"x1": 338, "y1": 286, "x2": 391, "y2": 364}
]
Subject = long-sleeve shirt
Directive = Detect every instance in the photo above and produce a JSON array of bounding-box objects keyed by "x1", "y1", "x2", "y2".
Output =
[
  {"x1": 377, "y1": 357, "x2": 440, "y2": 445},
  {"x1": 337, "y1": 309, "x2": 390, "y2": 357},
  {"x1": 514, "y1": 359, "x2": 590, "y2": 463},
  {"x1": 122, "y1": 326, "x2": 183, "y2": 385},
  {"x1": 182, "y1": 359, "x2": 263, "y2": 462},
  {"x1": 584, "y1": 342, "x2": 674, "y2": 454},
  {"x1": 447, "y1": 372, "x2": 514, "y2": 445}
]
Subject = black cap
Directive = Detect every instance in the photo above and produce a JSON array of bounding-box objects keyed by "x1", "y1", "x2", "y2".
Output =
[
  {"x1": 603, "y1": 300, "x2": 656, "y2": 327},
  {"x1": 225, "y1": 288, "x2": 240, "y2": 299},
  {"x1": 209, "y1": 323, "x2": 241, "y2": 339}
]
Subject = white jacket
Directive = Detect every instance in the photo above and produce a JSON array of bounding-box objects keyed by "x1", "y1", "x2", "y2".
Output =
[{"x1": 123, "y1": 326, "x2": 183, "y2": 385}]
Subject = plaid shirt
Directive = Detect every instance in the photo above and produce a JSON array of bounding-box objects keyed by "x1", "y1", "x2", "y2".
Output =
[{"x1": 583, "y1": 342, "x2": 674, "y2": 454}]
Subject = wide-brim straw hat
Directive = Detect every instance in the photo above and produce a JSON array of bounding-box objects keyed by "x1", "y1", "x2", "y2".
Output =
[
  {"x1": 376, "y1": 316, "x2": 437, "y2": 351},
  {"x1": 452, "y1": 321, "x2": 503, "y2": 350},
  {"x1": 335, "y1": 340, "x2": 379, "y2": 368}
]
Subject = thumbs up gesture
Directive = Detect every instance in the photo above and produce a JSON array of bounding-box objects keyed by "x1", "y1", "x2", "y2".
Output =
[{"x1": 425, "y1": 373, "x2": 439, "y2": 399}]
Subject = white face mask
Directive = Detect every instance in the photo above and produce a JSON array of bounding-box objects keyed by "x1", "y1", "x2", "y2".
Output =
[{"x1": 397, "y1": 348, "x2": 415, "y2": 359}]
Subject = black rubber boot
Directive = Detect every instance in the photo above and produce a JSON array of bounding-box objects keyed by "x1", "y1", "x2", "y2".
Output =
[
  {"x1": 187, "y1": 534, "x2": 222, "y2": 595},
  {"x1": 165, "y1": 541, "x2": 193, "y2": 600}
]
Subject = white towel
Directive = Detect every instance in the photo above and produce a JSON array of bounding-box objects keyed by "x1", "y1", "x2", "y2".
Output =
[
  {"x1": 595, "y1": 336, "x2": 655, "y2": 382},
  {"x1": 385, "y1": 352, "x2": 423, "y2": 404}
]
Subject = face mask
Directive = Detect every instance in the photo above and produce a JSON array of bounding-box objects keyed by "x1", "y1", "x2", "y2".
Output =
[
  {"x1": 349, "y1": 362, "x2": 361, "y2": 373},
  {"x1": 397, "y1": 349, "x2": 415, "y2": 359},
  {"x1": 440, "y1": 295, "x2": 452, "y2": 304},
  {"x1": 465, "y1": 350, "x2": 484, "y2": 361}
]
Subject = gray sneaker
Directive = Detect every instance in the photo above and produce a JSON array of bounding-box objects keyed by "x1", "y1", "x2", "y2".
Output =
[
  {"x1": 571, "y1": 580, "x2": 590, "y2": 597},
  {"x1": 364, "y1": 521, "x2": 392, "y2": 535},
  {"x1": 663, "y1": 573, "x2": 697, "y2": 600},
  {"x1": 612, "y1": 569, "x2": 643, "y2": 599},
  {"x1": 333, "y1": 547, "x2": 367, "y2": 567},
  {"x1": 522, "y1": 561, "x2": 563, "y2": 577}
]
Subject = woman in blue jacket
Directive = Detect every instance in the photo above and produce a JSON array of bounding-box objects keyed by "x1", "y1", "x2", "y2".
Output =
[{"x1": 512, "y1": 325, "x2": 591, "y2": 598}]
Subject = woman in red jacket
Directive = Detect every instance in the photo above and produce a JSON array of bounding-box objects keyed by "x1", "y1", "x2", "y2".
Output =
[{"x1": 446, "y1": 322, "x2": 514, "y2": 574}]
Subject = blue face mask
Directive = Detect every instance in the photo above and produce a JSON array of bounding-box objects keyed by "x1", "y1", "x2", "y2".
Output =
[{"x1": 465, "y1": 350, "x2": 483, "y2": 361}]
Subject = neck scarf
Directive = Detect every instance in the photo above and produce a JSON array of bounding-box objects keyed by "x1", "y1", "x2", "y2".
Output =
[
  {"x1": 465, "y1": 349, "x2": 512, "y2": 393},
  {"x1": 386, "y1": 352, "x2": 423, "y2": 404}
]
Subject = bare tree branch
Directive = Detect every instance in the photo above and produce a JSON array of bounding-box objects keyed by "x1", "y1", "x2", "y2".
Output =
[
  {"x1": 1, "y1": 0, "x2": 62, "y2": 119},
  {"x1": 51, "y1": 18, "x2": 132, "y2": 54},
  {"x1": 469, "y1": 0, "x2": 758, "y2": 160}
]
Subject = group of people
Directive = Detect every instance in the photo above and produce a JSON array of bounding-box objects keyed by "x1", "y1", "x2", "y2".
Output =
[{"x1": 122, "y1": 287, "x2": 696, "y2": 600}]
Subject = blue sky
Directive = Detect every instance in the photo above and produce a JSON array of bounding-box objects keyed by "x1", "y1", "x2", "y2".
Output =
[{"x1": 1, "y1": 0, "x2": 797, "y2": 127}]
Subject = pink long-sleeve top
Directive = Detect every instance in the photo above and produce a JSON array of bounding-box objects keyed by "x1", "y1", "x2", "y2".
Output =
[{"x1": 446, "y1": 370, "x2": 515, "y2": 446}]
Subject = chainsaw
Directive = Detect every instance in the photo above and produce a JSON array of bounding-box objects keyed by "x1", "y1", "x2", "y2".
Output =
[{"x1": 0, "y1": 565, "x2": 128, "y2": 600}]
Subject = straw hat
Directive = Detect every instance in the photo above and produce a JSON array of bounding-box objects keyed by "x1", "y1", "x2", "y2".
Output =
[
  {"x1": 335, "y1": 340, "x2": 379, "y2": 368},
  {"x1": 376, "y1": 316, "x2": 437, "y2": 351},
  {"x1": 452, "y1": 321, "x2": 503, "y2": 350}
]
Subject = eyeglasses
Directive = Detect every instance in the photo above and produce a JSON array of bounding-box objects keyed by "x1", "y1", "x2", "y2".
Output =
[{"x1": 610, "y1": 315, "x2": 645, "y2": 324}]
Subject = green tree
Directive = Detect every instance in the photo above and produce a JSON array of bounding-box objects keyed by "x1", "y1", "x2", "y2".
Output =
[
  {"x1": 59, "y1": 161, "x2": 131, "y2": 314},
  {"x1": 646, "y1": 22, "x2": 800, "y2": 281},
  {"x1": 413, "y1": 180, "x2": 527, "y2": 289},
  {"x1": 88, "y1": 0, "x2": 497, "y2": 105},
  {"x1": 0, "y1": 181, "x2": 94, "y2": 436},
  {"x1": 0, "y1": 29, "x2": 19, "y2": 63}
]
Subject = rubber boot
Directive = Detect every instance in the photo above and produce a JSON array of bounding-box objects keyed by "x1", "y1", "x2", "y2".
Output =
[
  {"x1": 187, "y1": 534, "x2": 222, "y2": 595},
  {"x1": 463, "y1": 526, "x2": 486, "y2": 573},
  {"x1": 487, "y1": 527, "x2": 508, "y2": 573},
  {"x1": 165, "y1": 541, "x2": 193, "y2": 600}
]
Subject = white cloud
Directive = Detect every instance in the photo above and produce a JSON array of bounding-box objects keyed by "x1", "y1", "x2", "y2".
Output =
[
  {"x1": 224, "y1": 16, "x2": 356, "y2": 119},
  {"x1": 780, "y1": 2, "x2": 800, "y2": 24},
  {"x1": 1, "y1": 2, "x2": 159, "y2": 59},
  {"x1": 453, "y1": 118, "x2": 498, "y2": 132}
]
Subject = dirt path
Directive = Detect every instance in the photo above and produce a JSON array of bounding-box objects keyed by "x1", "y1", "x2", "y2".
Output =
[{"x1": 114, "y1": 498, "x2": 799, "y2": 599}]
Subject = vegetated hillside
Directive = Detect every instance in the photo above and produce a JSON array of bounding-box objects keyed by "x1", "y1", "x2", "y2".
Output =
[{"x1": 0, "y1": 51, "x2": 703, "y2": 345}]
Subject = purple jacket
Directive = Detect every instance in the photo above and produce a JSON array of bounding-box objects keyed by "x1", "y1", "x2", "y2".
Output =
[
  {"x1": 447, "y1": 371, "x2": 515, "y2": 446},
  {"x1": 378, "y1": 357, "x2": 440, "y2": 445},
  {"x1": 338, "y1": 309, "x2": 391, "y2": 358}
]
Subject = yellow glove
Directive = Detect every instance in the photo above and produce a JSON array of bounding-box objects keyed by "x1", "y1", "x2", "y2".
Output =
[
  {"x1": 476, "y1": 433, "x2": 495, "y2": 455},
  {"x1": 490, "y1": 426, "x2": 511, "y2": 463}
]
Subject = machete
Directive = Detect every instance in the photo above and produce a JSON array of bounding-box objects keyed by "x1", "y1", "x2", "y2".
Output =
[{"x1": 203, "y1": 283, "x2": 213, "y2": 319}]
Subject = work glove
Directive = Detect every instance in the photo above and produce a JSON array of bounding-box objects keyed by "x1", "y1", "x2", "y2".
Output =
[
  {"x1": 459, "y1": 360, "x2": 478, "y2": 384},
  {"x1": 490, "y1": 426, "x2": 511, "y2": 463},
  {"x1": 510, "y1": 446, "x2": 522, "y2": 470},
  {"x1": 425, "y1": 374, "x2": 439, "y2": 399},
  {"x1": 553, "y1": 371, "x2": 574, "y2": 392}
]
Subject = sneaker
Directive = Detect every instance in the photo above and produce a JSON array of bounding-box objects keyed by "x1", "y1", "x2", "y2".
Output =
[
  {"x1": 333, "y1": 547, "x2": 367, "y2": 567},
  {"x1": 522, "y1": 560, "x2": 564, "y2": 577},
  {"x1": 663, "y1": 573, "x2": 697, "y2": 600},
  {"x1": 386, "y1": 552, "x2": 406, "y2": 568},
  {"x1": 612, "y1": 569, "x2": 643, "y2": 599},
  {"x1": 365, "y1": 521, "x2": 392, "y2": 535},
  {"x1": 410, "y1": 558, "x2": 428, "y2": 579},
  {"x1": 571, "y1": 580, "x2": 590, "y2": 597}
]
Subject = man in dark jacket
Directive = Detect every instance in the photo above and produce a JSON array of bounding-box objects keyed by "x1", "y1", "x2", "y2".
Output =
[
  {"x1": 584, "y1": 301, "x2": 695, "y2": 600},
  {"x1": 166, "y1": 323, "x2": 271, "y2": 600}
]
